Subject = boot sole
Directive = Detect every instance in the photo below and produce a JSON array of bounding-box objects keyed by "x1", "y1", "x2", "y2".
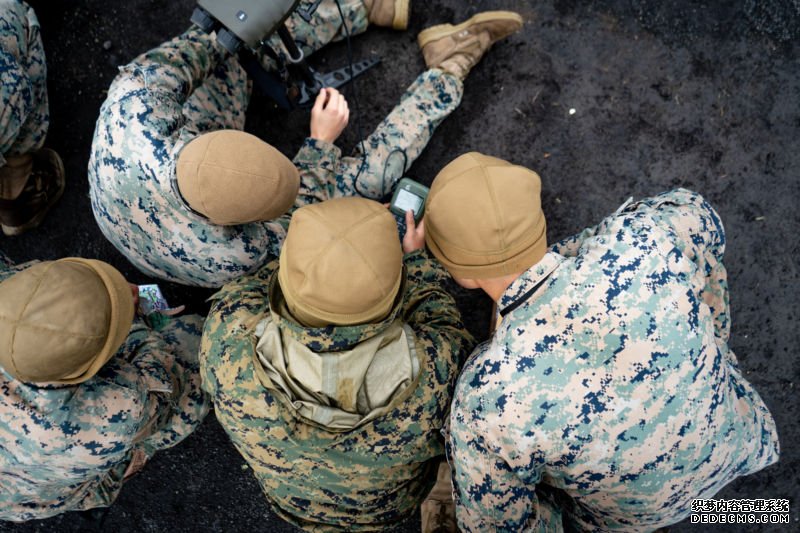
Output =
[
  {"x1": 1, "y1": 149, "x2": 66, "y2": 236},
  {"x1": 417, "y1": 11, "x2": 524, "y2": 48}
]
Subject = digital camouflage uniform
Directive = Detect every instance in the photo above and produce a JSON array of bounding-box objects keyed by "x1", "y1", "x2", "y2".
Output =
[
  {"x1": 448, "y1": 189, "x2": 780, "y2": 532},
  {"x1": 200, "y1": 249, "x2": 475, "y2": 531},
  {"x1": 0, "y1": 255, "x2": 210, "y2": 521},
  {"x1": 89, "y1": 0, "x2": 463, "y2": 288},
  {"x1": 0, "y1": 0, "x2": 48, "y2": 167}
]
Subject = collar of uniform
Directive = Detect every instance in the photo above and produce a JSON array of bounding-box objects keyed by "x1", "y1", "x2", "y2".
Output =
[
  {"x1": 498, "y1": 252, "x2": 564, "y2": 316},
  {"x1": 266, "y1": 268, "x2": 406, "y2": 353}
]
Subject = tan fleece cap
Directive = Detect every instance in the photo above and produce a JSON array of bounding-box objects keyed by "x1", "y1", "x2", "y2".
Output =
[
  {"x1": 425, "y1": 152, "x2": 547, "y2": 279},
  {"x1": 176, "y1": 130, "x2": 300, "y2": 225},
  {"x1": 278, "y1": 197, "x2": 403, "y2": 328},
  {"x1": 0, "y1": 258, "x2": 135, "y2": 384}
]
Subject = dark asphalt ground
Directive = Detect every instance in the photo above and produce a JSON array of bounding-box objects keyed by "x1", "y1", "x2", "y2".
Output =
[{"x1": 2, "y1": 1, "x2": 798, "y2": 531}]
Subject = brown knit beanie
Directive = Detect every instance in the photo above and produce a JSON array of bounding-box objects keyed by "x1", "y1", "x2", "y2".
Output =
[
  {"x1": 278, "y1": 197, "x2": 403, "y2": 328},
  {"x1": 0, "y1": 258, "x2": 135, "y2": 384},
  {"x1": 425, "y1": 152, "x2": 547, "y2": 279},
  {"x1": 176, "y1": 130, "x2": 300, "y2": 225}
]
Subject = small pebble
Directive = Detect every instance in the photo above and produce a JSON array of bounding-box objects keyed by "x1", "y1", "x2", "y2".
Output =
[
  {"x1": 569, "y1": 108, "x2": 577, "y2": 115},
  {"x1": 103, "y1": 40, "x2": 112, "y2": 50}
]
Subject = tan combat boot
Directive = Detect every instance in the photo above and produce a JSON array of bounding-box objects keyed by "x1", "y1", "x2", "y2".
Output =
[
  {"x1": 420, "y1": 461, "x2": 458, "y2": 533},
  {"x1": 418, "y1": 11, "x2": 524, "y2": 81},
  {"x1": 363, "y1": 0, "x2": 410, "y2": 30}
]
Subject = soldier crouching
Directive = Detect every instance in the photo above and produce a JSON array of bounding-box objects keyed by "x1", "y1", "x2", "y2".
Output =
[
  {"x1": 0, "y1": 253, "x2": 210, "y2": 521},
  {"x1": 423, "y1": 153, "x2": 780, "y2": 531},
  {"x1": 199, "y1": 197, "x2": 475, "y2": 530}
]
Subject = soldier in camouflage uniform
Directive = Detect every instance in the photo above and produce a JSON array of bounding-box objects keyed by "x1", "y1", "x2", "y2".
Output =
[
  {"x1": 0, "y1": 253, "x2": 210, "y2": 521},
  {"x1": 88, "y1": 0, "x2": 523, "y2": 288},
  {"x1": 423, "y1": 153, "x2": 780, "y2": 532},
  {"x1": 200, "y1": 197, "x2": 475, "y2": 530},
  {"x1": 0, "y1": 0, "x2": 64, "y2": 236}
]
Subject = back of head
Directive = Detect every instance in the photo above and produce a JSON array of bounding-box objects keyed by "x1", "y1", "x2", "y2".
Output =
[
  {"x1": 0, "y1": 259, "x2": 134, "y2": 384},
  {"x1": 425, "y1": 152, "x2": 547, "y2": 279},
  {"x1": 176, "y1": 130, "x2": 300, "y2": 225},
  {"x1": 278, "y1": 197, "x2": 403, "y2": 328}
]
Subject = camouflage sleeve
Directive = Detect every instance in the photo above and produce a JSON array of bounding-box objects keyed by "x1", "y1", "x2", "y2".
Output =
[
  {"x1": 553, "y1": 189, "x2": 725, "y2": 265},
  {"x1": 291, "y1": 137, "x2": 343, "y2": 208},
  {"x1": 401, "y1": 249, "x2": 475, "y2": 365},
  {"x1": 628, "y1": 188, "x2": 726, "y2": 265},
  {"x1": 104, "y1": 28, "x2": 225, "y2": 143},
  {"x1": 557, "y1": 188, "x2": 730, "y2": 363},
  {"x1": 449, "y1": 437, "x2": 546, "y2": 531},
  {"x1": 111, "y1": 318, "x2": 209, "y2": 457},
  {"x1": 201, "y1": 261, "x2": 277, "y2": 397},
  {"x1": 630, "y1": 188, "x2": 730, "y2": 349},
  {"x1": 448, "y1": 342, "x2": 559, "y2": 532}
]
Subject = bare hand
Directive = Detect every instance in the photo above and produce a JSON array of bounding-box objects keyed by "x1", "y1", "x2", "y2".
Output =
[
  {"x1": 402, "y1": 210, "x2": 425, "y2": 254},
  {"x1": 310, "y1": 88, "x2": 349, "y2": 143}
]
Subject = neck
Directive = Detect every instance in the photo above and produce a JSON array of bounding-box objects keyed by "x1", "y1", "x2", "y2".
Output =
[{"x1": 478, "y1": 272, "x2": 524, "y2": 302}]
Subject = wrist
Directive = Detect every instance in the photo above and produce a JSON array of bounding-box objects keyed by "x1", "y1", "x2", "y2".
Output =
[
  {"x1": 310, "y1": 134, "x2": 336, "y2": 143},
  {"x1": 402, "y1": 242, "x2": 424, "y2": 254}
]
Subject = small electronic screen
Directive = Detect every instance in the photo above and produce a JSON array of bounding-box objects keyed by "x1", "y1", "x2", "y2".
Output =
[
  {"x1": 390, "y1": 178, "x2": 429, "y2": 222},
  {"x1": 394, "y1": 188, "x2": 424, "y2": 214},
  {"x1": 137, "y1": 284, "x2": 170, "y2": 315}
]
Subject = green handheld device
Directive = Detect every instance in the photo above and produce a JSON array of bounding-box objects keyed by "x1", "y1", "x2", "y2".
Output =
[{"x1": 390, "y1": 178, "x2": 429, "y2": 223}]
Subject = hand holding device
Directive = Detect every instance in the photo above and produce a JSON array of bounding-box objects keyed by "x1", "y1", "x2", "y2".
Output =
[
  {"x1": 402, "y1": 210, "x2": 426, "y2": 254},
  {"x1": 310, "y1": 88, "x2": 350, "y2": 143}
]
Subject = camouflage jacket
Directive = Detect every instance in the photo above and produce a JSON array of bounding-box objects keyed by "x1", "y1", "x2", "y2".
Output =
[
  {"x1": 200, "y1": 250, "x2": 475, "y2": 531},
  {"x1": 0, "y1": 255, "x2": 210, "y2": 521},
  {"x1": 448, "y1": 189, "x2": 780, "y2": 532},
  {"x1": 88, "y1": 29, "x2": 345, "y2": 288}
]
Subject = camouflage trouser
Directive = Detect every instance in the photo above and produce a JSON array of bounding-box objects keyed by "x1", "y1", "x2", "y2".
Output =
[
  {"x1": 122, "y1": 313, "x2": 208, "y2": 479},
  {"x1": 332, "y1": 69, "x2": 463, "y2": 200},
  {"x1": 331, "y1": 69, "x2": 463, "y2": 237},
  {"x1": 0, "y1": 0, "x2": 47, "y2": 168},
  {"x1": 136, "y1": 313, "x2": 207, "y2": 458}
]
